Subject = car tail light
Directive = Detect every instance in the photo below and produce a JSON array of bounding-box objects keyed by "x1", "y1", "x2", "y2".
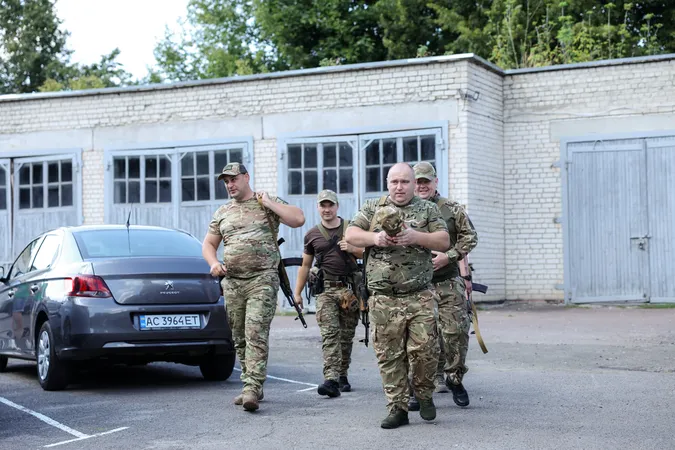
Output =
[{"x1": 64, "y1": 275, "x2": 112, "y2": 298}]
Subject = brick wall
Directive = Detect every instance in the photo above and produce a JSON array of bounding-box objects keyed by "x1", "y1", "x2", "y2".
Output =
[
  {"x1": 465, "y1": 64, "x2": 505, "y2": 299},
  {"x1": 503, "y1": 58, "x2": 675, "y2": 301}
]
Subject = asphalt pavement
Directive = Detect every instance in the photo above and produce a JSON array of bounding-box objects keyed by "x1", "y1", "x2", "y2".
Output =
[{"x1": 1, "y1": 304, "x2": 674, "y2": 450}]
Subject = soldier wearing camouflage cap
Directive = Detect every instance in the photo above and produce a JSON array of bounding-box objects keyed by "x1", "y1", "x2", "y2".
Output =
[
  {"x1": 346, "y1": 163, "x2": 450, "y2": 429},
  {"x1": 409, "y1": 161, "x2": 478, "y2": 410},
  {"x1": 293, "y1": 189, "x2": 364, "y2": 397},
  {"x1": 203, "y1": 162, "x2": 305, "y2": 412}
]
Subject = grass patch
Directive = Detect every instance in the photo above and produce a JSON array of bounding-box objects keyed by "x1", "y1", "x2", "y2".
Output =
[{"x1": 638, "y1": 303, "x2": 675, "y2": 309}]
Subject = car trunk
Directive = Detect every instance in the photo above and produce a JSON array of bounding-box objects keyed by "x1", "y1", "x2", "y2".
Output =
[{"x1": 89, "y1": 257, "x2": 221, "y2": 305}]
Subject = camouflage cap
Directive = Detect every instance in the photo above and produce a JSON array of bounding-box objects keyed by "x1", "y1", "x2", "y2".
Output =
[
  {"x1": 217, "y1": 162, "x2": 248, "y2": 180},
  {"x1": 413, "y1": 161, "x2": 436, "y2": 180},
  {"x1": 373, "y1": 205, "x2": 404, "y2": 236},
  {"x1": 317, "y1": 189, "x2": 338, "y2": 204}
]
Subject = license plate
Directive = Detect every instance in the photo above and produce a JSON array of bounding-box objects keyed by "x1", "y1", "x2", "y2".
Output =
[{"x1": 139, "y1": 314, "x2": 201, "y2": 330}]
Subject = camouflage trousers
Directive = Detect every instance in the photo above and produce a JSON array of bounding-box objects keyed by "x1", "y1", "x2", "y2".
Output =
[
  {"x1": 221, "y1": 269, "x2": 279, "y2": 396},
  {"x1": 370, "y1": 289, "x2": 440, "y2": 412},
  {"x1": 435, "y1": 277, "x2": 470, "y2": 385},
  {"x1": 315, "y1": 286, "x2": 359, "y2": 381}
]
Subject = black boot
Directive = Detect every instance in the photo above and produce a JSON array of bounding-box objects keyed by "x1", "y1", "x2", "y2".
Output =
[
  {"x1": 338, "y1": 376, "x2": 351, "y2": 392},
  {"x1": 418, "y1": 398, "x2": 437, "y2": 421},
  {"x1": 380, "y1": 407, "x2": 409, "y2": 429},
  {"x1": 317, "y1": 379, "x2": 341, "y2": 398},
  {"x1": 407, "y1": 394, "x2": 420, "y2": 411},
  {"x1": 446, "y1": 378, "x2": 470, "y2": 407}
]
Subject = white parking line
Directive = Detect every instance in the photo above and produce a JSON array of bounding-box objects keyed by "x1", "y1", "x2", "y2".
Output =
[
  {"x1": 0, "y1": 397, "x2": 88, "y2": 438},
  {"x1": 44, "y1": 427, "x2": 129, "y2": 448},
  {"x1": 0, "y1": 396, "x2": 128, "y2": 448},
  {"x1": 233, "y1": 367, "x2": 319, "y2": 391}
]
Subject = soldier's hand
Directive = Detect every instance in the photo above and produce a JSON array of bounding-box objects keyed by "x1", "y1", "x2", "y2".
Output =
[
  {"x1": 373, "y1": 231, "x2": 394, "y2": 247},
  {"x1": 392, "y1": 223, "x2": 417, "y2": 246},
  {"x1": 338, "y1": 240, "x2": 351, "y2": 252},
  {"x1": 210, "y1": 262, "x2": 227, "y2": 277},
  {"x1": 293, "y1": 293, "x2": 304, "y2": 310},
  {"x1": 432, "y1": 251, "x2": 450, "y2": 271},
  {"x1": 257, "y1": 191, "x2": 272, "y2": 208}
]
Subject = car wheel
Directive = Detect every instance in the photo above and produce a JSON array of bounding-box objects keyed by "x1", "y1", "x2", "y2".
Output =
[
  {"x1": 199, "y1": 353, "x2": 235, "y2": 381},
  {"x1": 0, "y1": 355, "x2": 7, "y2": 372},
  {"x1": 36, "y1": 321, "x2": 70, "y2": 391}
]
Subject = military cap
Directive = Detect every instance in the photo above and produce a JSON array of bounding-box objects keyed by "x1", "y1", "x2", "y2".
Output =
[
  {"x1": 317, "y1": 189, "x2": 338, "y2": 204},
  {"x1": 413, "y1": 161, "x2": 436, "y2": 180},
  {"x1": 373, "y1": 205, "x2": 404, "y2": 236},
  {"x1": 217, "y1": 162, "x2": 248, "y2": 180}
]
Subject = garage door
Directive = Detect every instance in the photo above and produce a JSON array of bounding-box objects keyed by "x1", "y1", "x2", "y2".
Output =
[{"x1": 565, "y1": 135, "x2": 675, "y2": 303}]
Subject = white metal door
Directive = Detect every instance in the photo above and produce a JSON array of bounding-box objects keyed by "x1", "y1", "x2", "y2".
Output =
[
  {"x1": 566, "y1": 140, "x2": 648, "y2": 303},
  {"x1": 106, "y1": 149, "x2": 176, "y2": 228},
  {"x1": 279, "y1": 136, "x2": 359, "y2": 311},
  {"x1": 645, "y1": 136, "x2": 675, "y2": 302},
  {"x1": 12, "y1": 154, "x2": 82, "y2": 256},
  {"x1": 0, "y1": 159, "x2": 11, "y2": 271},
  {"x1": 177, "y1": 143, "x2": 253, "y2": 242}
]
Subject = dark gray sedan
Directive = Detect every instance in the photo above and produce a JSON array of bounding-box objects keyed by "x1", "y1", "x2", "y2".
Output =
[{"x1": 0, "y1": 225, "x2": 235, "y2": 391}]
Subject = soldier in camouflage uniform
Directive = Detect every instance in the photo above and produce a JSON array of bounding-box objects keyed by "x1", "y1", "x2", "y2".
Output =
[
  {"x1": 345, "y1": 163, "x2": 450, "y2": 429},
  {"x1": 293, "y1": 190, "x2": 364, "y2": 397},
  {"x1": 202, "y1": 163, "x2": 305, "y2": 412},
  {"x1": 409, "y1": 161, "x2": 478, "y2": 409}
]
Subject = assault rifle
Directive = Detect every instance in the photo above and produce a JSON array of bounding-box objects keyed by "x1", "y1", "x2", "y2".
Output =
[{"x1": 276, "y1": 238, "x2": 307, "y2": 328}]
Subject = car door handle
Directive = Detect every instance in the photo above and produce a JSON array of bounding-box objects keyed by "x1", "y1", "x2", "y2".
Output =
[
  {"x1": 7, "y1": 289, "x2": 15, "y2": 298},
  {"x1": 30, "y1": 285, "x2": 39, "y2": 294}
]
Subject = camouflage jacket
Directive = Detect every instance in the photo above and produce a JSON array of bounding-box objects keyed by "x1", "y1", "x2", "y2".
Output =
[
  {"x1": 349, "y1": 195, "x2": 448, "y2": 296},
  {"x1": 208, "y1": 195, "x2": 287, "y2": 279},
  {"x1": 430, "y1": 192, "x2": 478, "y2": 281}
]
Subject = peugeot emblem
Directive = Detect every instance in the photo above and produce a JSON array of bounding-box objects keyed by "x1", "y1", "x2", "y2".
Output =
[{"x1": 165, "y1": 280, "x2": 174, "y2": 291}]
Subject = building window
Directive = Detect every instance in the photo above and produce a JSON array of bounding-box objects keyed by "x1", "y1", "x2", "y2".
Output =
[
  {"x1": 362, "y1": 134, "x2": 437, "y2": 193},
  {"x1": 18, "y1": 160, "x2": 73, "y2": 209},
  {"x1": 287, "y1": 141, "x2": 354, "y2": 195},
  {"x1": 0, "y1": 165, "x2": 6, "y2": 210},
  {"x1": 113, "y1": 155, "x2": 171, "y2": 204},
  {"x1": 181, "y1": 148, "x2": 243, "y2": 202}
]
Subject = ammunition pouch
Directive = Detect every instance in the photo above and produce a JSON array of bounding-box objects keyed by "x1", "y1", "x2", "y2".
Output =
[
  {"x1": 308, "y1": 266, "x2": 325, "y2": 296},
  {"x1": 339, "y1": 289, "x2": 360, "y2": 313}
]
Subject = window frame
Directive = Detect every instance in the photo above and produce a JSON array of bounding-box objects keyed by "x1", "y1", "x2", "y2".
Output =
[
  {"x1": 178, "y1": 143, "x2": 248, "y2": 206},
  {"x1": 104, "y1": 138, "x2": 254, "y2": 225},
  {"x1": 282, "y1": 136, "x2": 358, "y2": 197}
]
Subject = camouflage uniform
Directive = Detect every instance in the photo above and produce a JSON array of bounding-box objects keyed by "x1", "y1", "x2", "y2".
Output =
[
  {"x1": 349, "y1": 195, "x2": 448, "y2": 413},
  {"x1": 430, "y1": 193, "x2": 477, "y2": 385},
  {"x1": 413, "y1": 161, "x2": 478, "y2": 387},
  {"x1": 207, "y1": 180, "x2": 288, "y2": 397},
  {"x1": 315, "y1": 286, "x2": 359, "y2": 381},
  {"x1": 305, "y1": 190, "x2": 360, "y2": 389}
]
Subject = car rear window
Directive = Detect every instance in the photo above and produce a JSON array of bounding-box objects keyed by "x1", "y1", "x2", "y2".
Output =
[{"x1": 72, "y1": 229, "x2": 203, "y2": 258}]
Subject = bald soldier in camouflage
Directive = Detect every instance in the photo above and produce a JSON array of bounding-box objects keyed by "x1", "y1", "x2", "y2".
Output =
[
  {"x1": 345, "y1": 163, "x2": 450, "y2": 429},
  {"x1": 410, "y1": 161, "x2": 478, "y2": 409},
  {"x1": 202, "y1": 163, "x2": 305, "y2": 412},
  {"x1": 293, "y1": 189, "x2": 364, "y2": 397}
]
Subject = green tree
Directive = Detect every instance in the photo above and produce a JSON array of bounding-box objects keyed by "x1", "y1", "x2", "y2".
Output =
[
  {"x1": 0, "y1": 0, "x2": 71, "y2": 93},
  {"x1": 152, "y1": 0, "x2": 675, "y2": 78}
]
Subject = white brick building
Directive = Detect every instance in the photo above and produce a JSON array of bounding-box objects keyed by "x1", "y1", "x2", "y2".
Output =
[{"x1": 1, "y1": 53, "x2": 674, "y2": 305}]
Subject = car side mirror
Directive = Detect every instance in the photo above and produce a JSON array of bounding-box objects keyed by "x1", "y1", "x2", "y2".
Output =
[{"x1": 0, "y1": 266, "x2": 5, "y2": 284}]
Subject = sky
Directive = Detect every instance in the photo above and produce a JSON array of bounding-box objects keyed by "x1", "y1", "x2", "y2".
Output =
[{"x1": 54, "y1": 0, "x2": 191, "y2": 80}]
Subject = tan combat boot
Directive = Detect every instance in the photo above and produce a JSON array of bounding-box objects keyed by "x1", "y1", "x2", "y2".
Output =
[
  {"x1": 233, "y1": 389, "x2": 263, "y2": 406},
  {"x1": 242, "y1": 392, "x2": 259, "y2": 411}
]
